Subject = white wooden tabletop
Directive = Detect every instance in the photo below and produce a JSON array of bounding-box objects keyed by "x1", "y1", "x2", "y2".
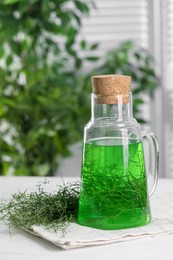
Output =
[{"x1": 0, "y1": 177, "x2": 173, "y2": 260}]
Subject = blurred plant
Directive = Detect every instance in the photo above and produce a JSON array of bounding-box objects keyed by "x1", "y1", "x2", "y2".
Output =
[
  {"x1": 0, "y1": 0, "x2": 159, "y2": 176},
  {"x1": 94, "y1": 40, "x2": 159, "y2": 123},
  {"x1": 0, "y1": 0, "x2": 96, "y2": 176}
]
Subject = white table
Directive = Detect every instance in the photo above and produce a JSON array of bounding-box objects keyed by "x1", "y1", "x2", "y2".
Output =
[{"x1": 0, "y1": 177, "x2": 173, "y2": 260}]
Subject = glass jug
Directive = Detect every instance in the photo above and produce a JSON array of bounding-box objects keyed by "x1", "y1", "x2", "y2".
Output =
[{"x1": 77, "y1": 74, "x2": 159, "y2": 230}]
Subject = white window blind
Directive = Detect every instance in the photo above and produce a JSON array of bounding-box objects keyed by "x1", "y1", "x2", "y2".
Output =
[
  {"x1": 79, "y1": 0, "x2": 173, "y2": 178},
  {"x1": 166, "y1": 0, "x2": 173, "y2": 63},
  {"x1": 60, "y1": 0, "x2": 173, "y2": 178},
  {"x1": 162, "y1": 0, "x2": 173, "y2": 65},
  {"x1": 161, "y1": 0, "x2": 173, "y2": 177},
  {"x1": 79, "y1": 0, "x2": 149, "y2": 55}
]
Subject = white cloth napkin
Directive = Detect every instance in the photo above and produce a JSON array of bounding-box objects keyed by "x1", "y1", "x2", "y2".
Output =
[{"x1": 26, "y1": 191, "x2": 173, "y2": 249}]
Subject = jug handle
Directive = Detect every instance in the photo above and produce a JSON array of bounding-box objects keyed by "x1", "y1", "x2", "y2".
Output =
[{"x1": 142, "y1": 130, "x2": 159, "y2": 196}]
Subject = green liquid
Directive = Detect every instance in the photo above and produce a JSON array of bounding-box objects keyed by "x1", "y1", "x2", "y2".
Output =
[{"x1": 78, "y1": 139, "x2": 151, "y2": 230}]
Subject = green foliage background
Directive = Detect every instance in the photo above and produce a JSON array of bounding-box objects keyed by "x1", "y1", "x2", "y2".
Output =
[{"x1": 0, "y1": 0, "x2": 159, "y2": 176}]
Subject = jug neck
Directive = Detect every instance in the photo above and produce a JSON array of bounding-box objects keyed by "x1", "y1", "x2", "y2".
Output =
[{"x1": 91, "y1": 92, "x2": 133, "y2": 121}]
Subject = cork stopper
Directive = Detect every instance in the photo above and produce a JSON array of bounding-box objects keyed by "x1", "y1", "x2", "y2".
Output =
[{"x1": 92, "y1": 74, "x2": 131, "y2": 104}]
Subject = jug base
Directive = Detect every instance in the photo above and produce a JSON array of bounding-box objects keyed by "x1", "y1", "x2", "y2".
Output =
[{"x1": 78, "y1": 208, "x2": 151, "y2": 230}]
